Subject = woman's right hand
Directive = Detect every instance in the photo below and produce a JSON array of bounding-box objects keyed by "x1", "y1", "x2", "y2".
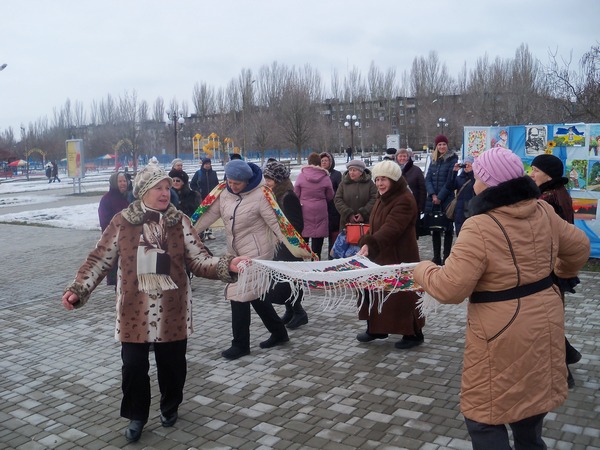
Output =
[
  {"x1": 357, "y1": 245, "x2": 369, "y2": 257},
  {"x1": 62, "y1": 291, "x2": 80, "y2": 310}
]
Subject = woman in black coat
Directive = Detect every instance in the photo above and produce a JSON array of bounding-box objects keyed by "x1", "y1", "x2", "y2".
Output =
[
  {"x1": 424, "y1": 135, "x2": 458, "y2": 265},
  {"x1": 445, "y1": 157, "x2": 475, "y2": 236},
  {"x1": 169, "y1": 169, "x2": 200, "y2": 218},
  {"x1": 263, "y1": 161, "x2": 308, "y2": 330}
]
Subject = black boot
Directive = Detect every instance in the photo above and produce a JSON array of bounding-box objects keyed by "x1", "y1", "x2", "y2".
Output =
[
  {"x1": 286, "y1": 301, "x2": 308, "y2": 330},
  {"x1": 432, "y1": 232, "x2": 442, "y2": 265},
  {"x1": 565, "y1": 338, "x2": 582, "y2": 365},
  {"x1": 281, "y1": 304, "x2": 294, "y2": 324},
  {"x1": 442, "y1": 230, "x2": 454, "y2": 264},
  {"x1": 395, "y1": 329, "x2": 424, "y2": 349}
]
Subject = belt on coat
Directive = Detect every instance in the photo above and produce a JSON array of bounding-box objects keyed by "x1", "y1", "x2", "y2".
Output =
[{"x1": 470, "y1": 275, "x2": 554, "y2": 303}]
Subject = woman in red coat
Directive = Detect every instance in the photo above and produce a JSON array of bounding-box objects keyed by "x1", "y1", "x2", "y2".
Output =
[{"x1": 356, "y1": 160, "x2": 425, "y2": 349}]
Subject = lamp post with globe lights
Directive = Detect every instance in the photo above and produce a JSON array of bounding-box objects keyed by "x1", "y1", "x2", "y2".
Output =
[
  {"x1": 344, "y1": 114, "x2": 360, "y2": 156},
  {"x1": 437, "y1": 117, "x2": 449, "y2": 133},
  {"x1": 165, "y1": 109, "x2": 185, "y2": 158}
]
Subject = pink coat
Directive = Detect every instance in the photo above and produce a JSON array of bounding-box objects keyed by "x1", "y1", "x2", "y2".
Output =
[{"x1": 294, "y1": 165, "x2": 334, "y2": 238}]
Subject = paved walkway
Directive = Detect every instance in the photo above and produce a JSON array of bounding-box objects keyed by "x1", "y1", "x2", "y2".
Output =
[{"x1": 0, "y1": 223, "x2": 598, "y2": 449}]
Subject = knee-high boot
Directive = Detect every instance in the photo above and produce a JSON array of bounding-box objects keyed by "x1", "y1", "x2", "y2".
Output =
[
  {"x1": 432, "y1": 232, "x2": 442, "y2": 265},
  {"x1": 443, "y1": 230, "x2": 454, "y2": 263}
]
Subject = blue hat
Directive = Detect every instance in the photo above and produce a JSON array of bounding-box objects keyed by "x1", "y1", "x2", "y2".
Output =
[
  {"x1": 201, "y1": 158, "x2": 211, "y2": 165},
  {"x1": 224, "y1": 160, "x2": 253, "y2": 181}
]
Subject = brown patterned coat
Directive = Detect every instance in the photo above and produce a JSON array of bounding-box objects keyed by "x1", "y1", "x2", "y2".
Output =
[{"x1": 65, "y1": 200, "x2": 234, "y2": 343}]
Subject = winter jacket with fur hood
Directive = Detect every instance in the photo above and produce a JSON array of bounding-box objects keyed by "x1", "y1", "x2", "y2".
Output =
[
  {"x1": 414, "y1": 176, "x2": 589, "y2": 425},
  {"x1": 66, "y1": 201, "x2": 234, "y2": 343}
]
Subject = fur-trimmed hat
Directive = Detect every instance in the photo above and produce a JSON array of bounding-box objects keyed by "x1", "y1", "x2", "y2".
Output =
[
  {"x1": 346, "y1": 159, "x2": 366, "y2": 172},
  {"x1": 472, "y1": 147, "x2": 524, "y2": 187},
  {"x1": 263, "y1": 161, "x2": 290, "y2": 183},
  {"x1": 168, "y1": 169, "x2": 189, "y2": 185},
  {"x1": 133, "y1": 157, "x2": 172, "y2": 199},
  {"x1": 434, "y1": 135, "x2": 448, "y2": 146},
  {"x1": 371, "y1": 160, "x2": 402, "y2": 182},
  {"x1": 224, "y1": 159, "x2": 253, "y2": 181}
]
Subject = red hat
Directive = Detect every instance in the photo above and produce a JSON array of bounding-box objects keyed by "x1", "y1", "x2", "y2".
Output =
[{"x1": 434, "y1": 135, "x2": 448, "y2": 146}]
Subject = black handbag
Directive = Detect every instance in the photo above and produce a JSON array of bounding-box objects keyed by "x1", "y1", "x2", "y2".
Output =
[{"x1": 425, "y1": 206, "x2": 448, "y2": 231}]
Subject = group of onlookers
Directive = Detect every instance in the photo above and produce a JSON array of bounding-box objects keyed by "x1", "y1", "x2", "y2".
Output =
[{"x1": 77, "y1": 144, "x2": 588, "y2": 447}]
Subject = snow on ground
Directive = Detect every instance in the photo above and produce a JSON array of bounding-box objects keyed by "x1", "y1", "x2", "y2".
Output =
[
  {"x1": 0, "y1": 203, "x2": 102, "y2": 230},
  {"x1": 0, "y1": 155, "x2": 404, "y2": 231}
]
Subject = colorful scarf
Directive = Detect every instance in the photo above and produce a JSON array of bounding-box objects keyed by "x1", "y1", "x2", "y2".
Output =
[
  {"x1": 191, "y1": 181, "x2": 318, "y2": 260},
  {"x1": 237, "y1": 256, "x2": 434, "y2": 315}
]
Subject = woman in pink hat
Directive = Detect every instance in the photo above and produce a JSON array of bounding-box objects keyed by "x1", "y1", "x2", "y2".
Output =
[{"x1": 414, "y1": 147, "x2": 589, "y2": 449}]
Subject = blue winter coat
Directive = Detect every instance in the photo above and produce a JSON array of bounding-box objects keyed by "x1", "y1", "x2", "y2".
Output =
[{"x1": 424, "y1": 152, "x2": 458, "y2": 214}]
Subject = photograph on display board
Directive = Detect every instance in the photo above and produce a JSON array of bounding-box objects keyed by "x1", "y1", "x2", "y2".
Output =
[
  {"x1": 490, "y1": 128, "x2": 509, "y2": 148},
  {"x1": 567, "y1": 159, "x2": 587, "y2": 190},
  {"x1": 572, "y1": 198, "x2": 598, "y2": 220},
  {"x1": 588, "y1": 160, "x2": 600, "y2": 190},
  {"x1": 590, "y1": 125, "x2": 600, "y2": 157},
  {"x1": 554, "y1": 124, "x2": 585, "y2": 147},
  {"x1": 466, "y1": 128, "x2": 488, "y2": 157},
  {"x1": 525, "y1": 125, "x2": 547, "y2": 155}
]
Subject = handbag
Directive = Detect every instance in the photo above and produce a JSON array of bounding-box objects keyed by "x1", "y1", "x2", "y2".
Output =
[
  {"x1": 331, "y1": 230, "x2": 360, "y2": 258},
  {"x1": 345, "y1": 223, "x2": 370, "y2": 245},
  {"x1": 445, "y1": 180, "x2": 472, "y2": 221},
  {"x1": 425, "y1": 206, "x2": 448, "y2": 231},
  {"x1": 416, "y1": 214, "x2": 430, "y2": 237}
]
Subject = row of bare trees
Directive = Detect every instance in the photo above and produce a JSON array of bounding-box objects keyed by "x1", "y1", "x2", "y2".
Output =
[{"x1": 1, "y1": 43, "x2": 598, "y2": 166}]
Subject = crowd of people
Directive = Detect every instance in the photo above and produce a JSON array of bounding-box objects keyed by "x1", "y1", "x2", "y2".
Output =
[{"x1": 63, "y1": 143, "x2": 589, "y2": 448}]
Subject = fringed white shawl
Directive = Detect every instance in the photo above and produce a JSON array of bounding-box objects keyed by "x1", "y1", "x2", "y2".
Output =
[{"x1": 237, "y1": 255, "x2": 439, "y2": 316}]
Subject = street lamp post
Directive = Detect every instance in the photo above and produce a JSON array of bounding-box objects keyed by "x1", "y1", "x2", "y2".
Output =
[
  {"x1": 165, "y1": 109, "x2": 185, "y2": 158},
  {"x1": 437, "y1": 117, "x2": 449, "y2": 134},
  {"x1": 344, "y1": 114, "x2": 360, "y2": 156}
]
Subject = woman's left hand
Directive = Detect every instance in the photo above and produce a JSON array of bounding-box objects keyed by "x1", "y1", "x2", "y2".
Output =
[
  {"x1": 229, "y1": 256, "x2": 249, "y2": 272},
  {"x1": 357, "y1": 245, "x2": 369, "y2": 257}
]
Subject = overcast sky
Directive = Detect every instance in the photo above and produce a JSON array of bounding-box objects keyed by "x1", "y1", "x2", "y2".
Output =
[{"x1": 1, "y1": 0, "x2": 598, "y2": 135}]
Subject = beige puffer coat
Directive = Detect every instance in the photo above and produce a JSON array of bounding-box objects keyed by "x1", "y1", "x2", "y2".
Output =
[
  {"x1": 195, "y1": 181, "x2": 287, "y2": 302},
  {"x1": 414, "y1": 177, "x2": 589, "y2": 425}
]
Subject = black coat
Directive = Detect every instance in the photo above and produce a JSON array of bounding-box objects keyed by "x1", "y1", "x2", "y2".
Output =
[
  {"x1": 190, "y1": 168, "x2": 219, "y2": 200},
  {"x1": 425, "y1": 152, "x2": 458, "y2": 214}
]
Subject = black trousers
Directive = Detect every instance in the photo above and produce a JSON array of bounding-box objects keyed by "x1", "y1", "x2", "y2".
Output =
[
  {"x1": 230, "y1": 299, "x2": 287, "y2": 350},
  {"x1": 120, "y1": 340, "x2": 187, "y2": 422},
  {"x1": 302, "y1": 236, "x2": 324, "y2": 260},
  {"x1": 465, "y1": 413, "x2": 547, "y2": 450}
]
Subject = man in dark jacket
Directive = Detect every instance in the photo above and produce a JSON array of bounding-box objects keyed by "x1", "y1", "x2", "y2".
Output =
[{"x1": 190, "y1": 158, "x2": 219, "y2": 240}]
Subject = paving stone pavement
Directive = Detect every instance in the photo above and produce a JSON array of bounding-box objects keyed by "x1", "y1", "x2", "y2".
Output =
[{"x1": 0, "y1": 223, "x2": 598, "y2": 450}]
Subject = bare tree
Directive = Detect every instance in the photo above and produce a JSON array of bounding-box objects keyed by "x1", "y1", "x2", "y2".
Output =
[
  {"x1": 279, "y1": 70, "x2": 315, "y2": 163},
  {"x1": 546, "y1": 43, "x2": 600, "y2": 122}
]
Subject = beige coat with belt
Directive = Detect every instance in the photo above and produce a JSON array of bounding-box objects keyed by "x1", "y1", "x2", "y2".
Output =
[{"x1": 414, "y1": 180, "x2": 589, "y2": 425}]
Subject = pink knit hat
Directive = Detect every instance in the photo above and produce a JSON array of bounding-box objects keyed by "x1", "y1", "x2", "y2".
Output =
[{"x1": 472, "y1": 147, "x2": 524, "y2": 187}]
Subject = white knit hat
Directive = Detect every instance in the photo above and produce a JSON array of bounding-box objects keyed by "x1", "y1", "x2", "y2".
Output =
[{"x1": 371, "y1": 160, "x2": 402, "y2": 181}]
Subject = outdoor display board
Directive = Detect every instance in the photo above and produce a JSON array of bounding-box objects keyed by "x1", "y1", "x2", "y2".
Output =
[
  {"x1": 66, "y1": 139, "x2": 84, "y2": 178},
  {"x1": 462, "y1": 124, "x2": 600, "y2": 258}
]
